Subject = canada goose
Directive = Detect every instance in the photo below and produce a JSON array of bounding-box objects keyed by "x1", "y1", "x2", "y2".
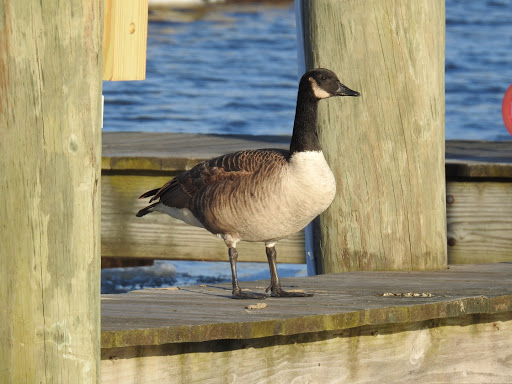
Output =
[{"x1": 137, "y1": 68, "x2": 360, "y2": 299}]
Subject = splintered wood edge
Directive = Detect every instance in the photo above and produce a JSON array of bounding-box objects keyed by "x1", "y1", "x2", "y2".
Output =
[{"x1": 101, "y1": 294, "x2": 512, "y2": 349}]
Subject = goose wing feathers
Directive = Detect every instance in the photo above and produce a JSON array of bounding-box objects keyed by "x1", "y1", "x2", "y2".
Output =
[{"x1": 141, "y1": 149, "x2": 289, "y2": 211}]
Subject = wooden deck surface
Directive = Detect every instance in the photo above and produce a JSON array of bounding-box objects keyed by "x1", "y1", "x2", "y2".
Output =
[
  {"x1": 101, "y1": 263, "x2": 512, "y2": 348},
  {"x1": 445, "y1": 140, "x2": 512, "y2": 178},
  {"x1": 103, "y1": 132, "x2": 512, "y2": 177}
]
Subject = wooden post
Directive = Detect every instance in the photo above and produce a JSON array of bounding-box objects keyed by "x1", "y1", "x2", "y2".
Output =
[
  {"x1": 0, "y1": 1, "x2": 102, "y2": 382},
  {"x1": 297, "y1": 0, "x2": 447, "y2": 273}
]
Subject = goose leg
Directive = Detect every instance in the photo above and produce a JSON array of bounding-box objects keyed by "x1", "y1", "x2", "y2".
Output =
[
  {"x1": 266, "y1": 245, "x2": 313, "y2": 298},
  {"x1": 228, "y1": 247, "x2": 267, "y2": 300}
]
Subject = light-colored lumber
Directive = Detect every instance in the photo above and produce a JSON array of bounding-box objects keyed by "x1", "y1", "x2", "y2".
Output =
[
  {"x1": 103, "y1": 0, "x2": 148, "y2": 81},
  {"x1": 0, "y1": 1, "x2": 102, "y2": 382},
  {"x1": 298, "y1": 0, "x2": 447, "y2": 272},
  {"x1": 447, "y1": 182, "x2": 512, "y2": 263}
]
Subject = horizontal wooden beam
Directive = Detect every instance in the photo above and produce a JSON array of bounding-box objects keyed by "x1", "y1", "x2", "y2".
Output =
[
  {"x1": 447, "y1": 181, "x2": 512, "y2": 263},
  {"x1": 100, "y1": 133, "x2": 512, "y2": 265},
  {"x1": 102, "y1": 312, "x2": 512, "y2": 384},
  {"x1": 102, "y1": 133, "x2": 512, "y2": 178}
]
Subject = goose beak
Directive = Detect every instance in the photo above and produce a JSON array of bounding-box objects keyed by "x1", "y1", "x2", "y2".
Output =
[{"x1": 334, "y1": 81, "x2": 360, "y2": 97}]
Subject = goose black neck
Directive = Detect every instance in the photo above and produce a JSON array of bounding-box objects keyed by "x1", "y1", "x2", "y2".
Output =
[{"x1": 289, "y1": 91, "x2": 321, "y2": 154}]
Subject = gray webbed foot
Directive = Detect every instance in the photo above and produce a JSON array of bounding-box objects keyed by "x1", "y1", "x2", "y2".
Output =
[
  {"x1": 232, "y1": 288, "x2": 268, "y2": 300},
  {"x1": 270, "y1": 288, "x2": 314, "y2": 298}
]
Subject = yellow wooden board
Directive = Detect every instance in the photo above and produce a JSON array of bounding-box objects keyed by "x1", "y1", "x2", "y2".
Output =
[{"x1": 103, "y1": 0, "x2": 148, "y2": 81}]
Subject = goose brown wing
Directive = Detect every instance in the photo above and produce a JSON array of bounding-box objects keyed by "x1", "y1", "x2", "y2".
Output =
[{"x1": 146, "y1": 149, "x2": 289, "y2": 210}]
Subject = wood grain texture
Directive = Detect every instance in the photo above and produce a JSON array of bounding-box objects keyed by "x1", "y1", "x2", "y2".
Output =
[
  {"x1": 102, "y1": 174, "x2": 306, "y2": 263},
  {"x1": 446, "y1": 140, "x2": 512, "y2": 178},
  {"x1": 100, "y1": 134, "x2": 512, "y2": 265},
  {"x1": 100, "y1": 264, "x2": 512, "y2": 383},
  {"x1": 103, "y1": 0, "x2": 148, "y2": 81},
  {"x1": 0, "y1": 1, "x2": 102, "y2": 383},
  {"x1": 299, "y1": 0, "x2": 447, "y2": 273},
  {"x1": 447, "y1": 182, "x2": 512, "y2": 263},
  {"x1": 102, "y1": 132, "x2": 291, "y2": 170},
  {"x1": 102, "y1": 132, "x2": 512, "y2": 177},
  {"x1": 101, "y1": 313, "x2": 512, "y2": 384},
  {"x1": 101, "y1": 263, "x2": 512, "y2": 346}
]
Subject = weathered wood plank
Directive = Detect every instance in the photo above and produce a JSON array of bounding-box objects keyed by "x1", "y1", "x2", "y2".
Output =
[
  {"x1": 102, "y1": 132, "x2": 291, "y2": 169},
  {"x1": 447, "y1": 182, "x2": 512, "y2": 263},
  {"x1": 446, "y1": 140, "x2": 512, "y2": 178},
  {"x1": 101, "y1": 263, "x2": 512, "y2": 346},
  {"x1": 102, "y1": 133, "x2": 302, "y2": 263},
  {"x1": 100, "y1": 133, "x2": 512, "y2": 265},
  {"x1": 102, "y1": 133, "x2": 512, "y2": 176},
  {"x1": 0, "y1": 1, "x2": 102, "y2": 382},
  {"x1": 299, "y1": 0, "x2": 447, "y2": 272},
  {"x1": 100, "y1": 264, "x2": 512, "y2": 383},
  {"x1": 101, "y1": 312, "x2": 512, "y2": 384}
]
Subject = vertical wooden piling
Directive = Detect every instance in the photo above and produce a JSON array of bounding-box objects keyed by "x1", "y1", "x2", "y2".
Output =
[
  {"x1": 0, "y1": 1, "x2": 102, "y2": 382},
  {"x1": 297, "y1": 0, "x2": 447, "y2": 273}
]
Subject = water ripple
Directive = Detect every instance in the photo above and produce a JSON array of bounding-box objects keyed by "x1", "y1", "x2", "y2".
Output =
[{"x1": 103, "y1": 1, "x2": 512, "y2": 140}]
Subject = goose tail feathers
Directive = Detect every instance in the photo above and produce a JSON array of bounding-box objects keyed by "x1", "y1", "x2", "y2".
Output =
[
  {"x1": 136, "y1": 202, "x2": 160, "y2": 217},
  {"x1": 139, "y1": 188, "x2": 160, "y2": 200}
]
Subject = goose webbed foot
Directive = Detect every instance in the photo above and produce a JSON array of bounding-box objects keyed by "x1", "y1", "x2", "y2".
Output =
[
  {"x1": 269, "y1": 287, "x2": 314, "y2": 298},
  {"x1": 232, "y1": 288, "x2": 268, "y2": 300}
]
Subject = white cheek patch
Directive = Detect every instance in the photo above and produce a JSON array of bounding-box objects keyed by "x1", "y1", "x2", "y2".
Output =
[{"x1": 309, "y1": 77, "x2": 332, "y2": 99}]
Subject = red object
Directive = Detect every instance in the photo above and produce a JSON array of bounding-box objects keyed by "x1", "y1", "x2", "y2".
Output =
[{"x1": 502, "y1": 84, "x2": 512, "y2": 136}]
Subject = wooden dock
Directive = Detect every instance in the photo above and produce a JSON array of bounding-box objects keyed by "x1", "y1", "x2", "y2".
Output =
[
  {"x1": 102, "y1": 132, "x2": 512, "y2": 265},
  {"x1": 101, "y1": 263, "x2": 512, "y2": 383}
]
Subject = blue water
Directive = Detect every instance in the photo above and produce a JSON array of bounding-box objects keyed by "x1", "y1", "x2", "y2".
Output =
[
  {"x1": 104, "y1": 0, "x2": 512, "y2": 140},
  {"x1": 446, "y1": 0, "x2": 512, "y2": 140},
  {"x1": 101, "y1": 0, "x2": 512, "y2": 294},
  {"x1": 101, "y1": 260, "x2": 307, "y2": 294},
  {"x1": 104, "y1": 3, "x2": 297, "y2": 135}
]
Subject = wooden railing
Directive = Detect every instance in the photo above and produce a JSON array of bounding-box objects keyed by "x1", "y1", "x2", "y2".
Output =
[{"x1": 102, "y1": 132, "x2": 512, "y2": 266}]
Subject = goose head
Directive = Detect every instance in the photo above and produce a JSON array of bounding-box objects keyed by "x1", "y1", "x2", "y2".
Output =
[{"x1": 301, "y1": 68, "x2": 360, "y2": 100}]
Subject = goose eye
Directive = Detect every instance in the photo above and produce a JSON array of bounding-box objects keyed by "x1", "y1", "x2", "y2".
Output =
[{"x1": 321, "y1": 75, "x2": 327, "y2": 81}]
